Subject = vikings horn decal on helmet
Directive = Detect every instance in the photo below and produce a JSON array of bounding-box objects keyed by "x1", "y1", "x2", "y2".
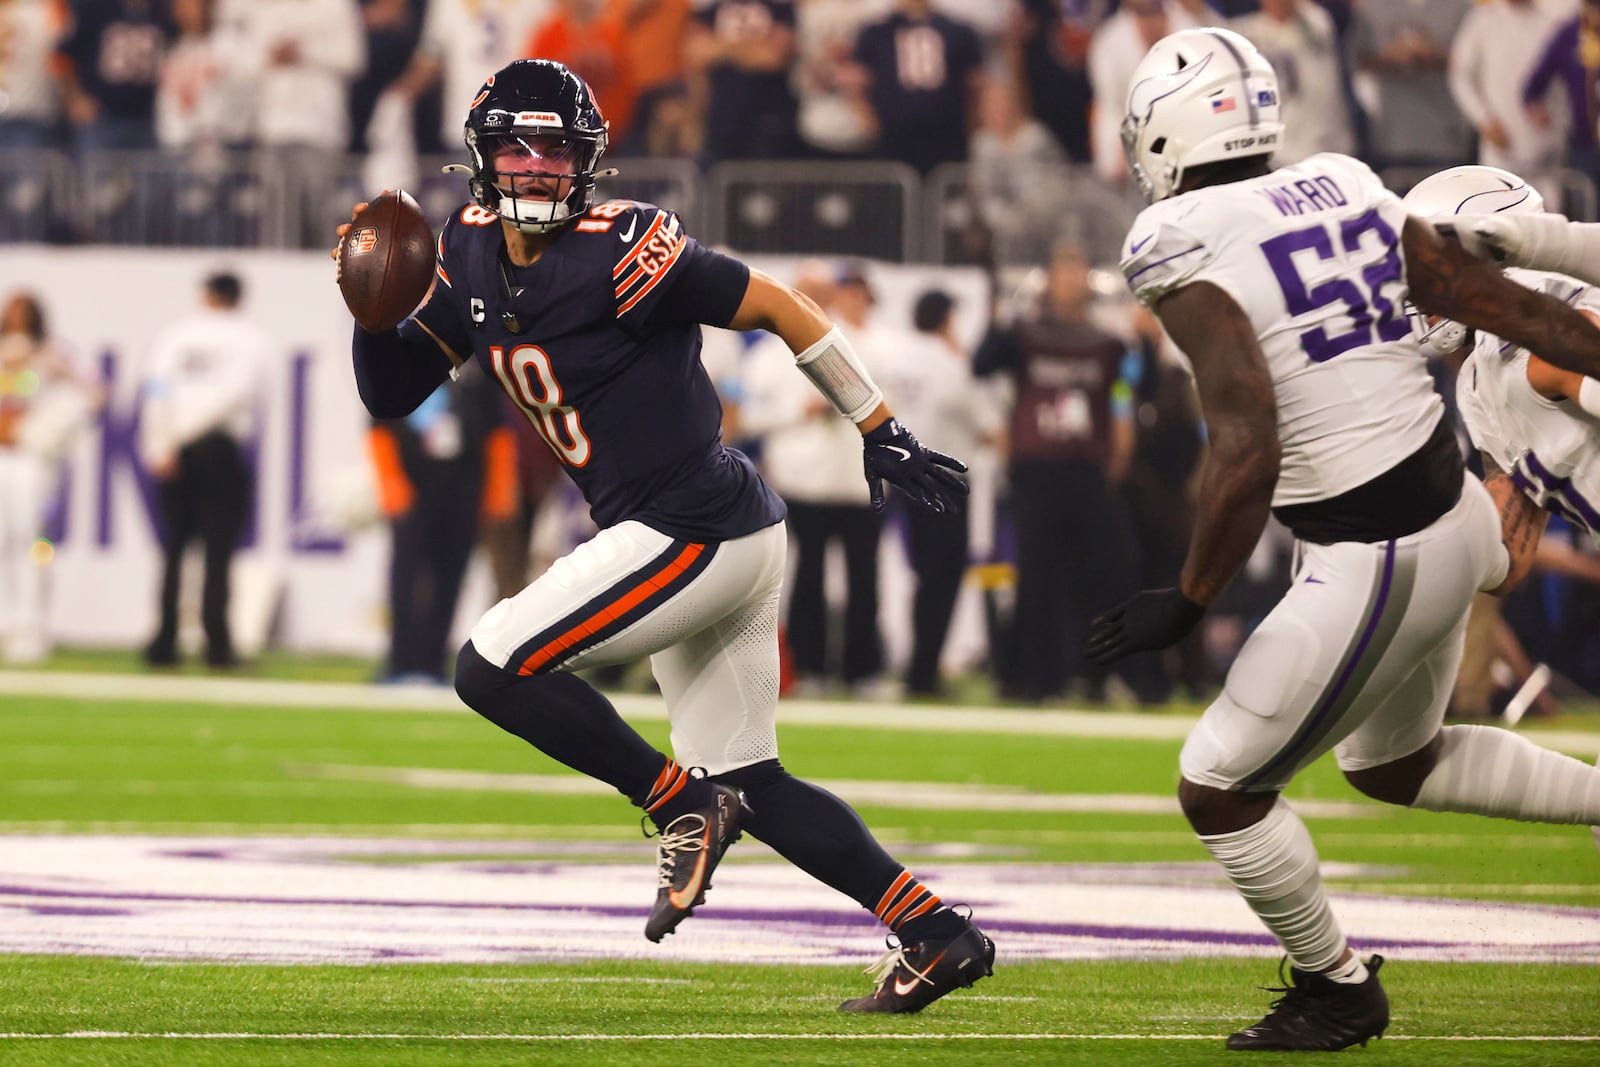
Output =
[
  {"x1": 1401, "y1": 165, "x2": 1546, "y2": 355},
  {"x1": 1120, "y1": 27, "x2": 1283, "y2": 204},
  {"x1": 450, "y1": 59, "x2": 611, "y2": 234}
]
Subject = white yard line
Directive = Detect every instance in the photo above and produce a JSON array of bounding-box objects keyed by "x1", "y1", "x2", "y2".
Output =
[
  {"x1": 7, "y1": 670, "x2": 1597, "y2": 753},
  {"x1": 297, "y1": 763, "x2": 1382, "y2": 819}
]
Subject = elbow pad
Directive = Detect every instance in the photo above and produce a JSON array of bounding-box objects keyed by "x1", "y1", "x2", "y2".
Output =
[{"x1": 793, "y1": 325, "x2": 884, "y2": 424}]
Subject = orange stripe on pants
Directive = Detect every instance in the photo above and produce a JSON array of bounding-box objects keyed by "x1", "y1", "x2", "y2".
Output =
[{"x1": 518, "y1": 542, "x2": 706, "y2": 675}]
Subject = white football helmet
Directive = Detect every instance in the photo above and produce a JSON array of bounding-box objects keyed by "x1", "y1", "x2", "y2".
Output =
[
  {"x1": 1120, "y1": 27, "x2": 1284, "y2": 204},
  {"x1": 1400, "y1": 165, "x2": 1545, "y2": 355}
]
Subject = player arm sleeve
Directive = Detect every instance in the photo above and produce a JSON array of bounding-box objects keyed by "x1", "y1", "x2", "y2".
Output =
[{"x1": 351, "y1": 320, "x2": 454, "y2": 419}]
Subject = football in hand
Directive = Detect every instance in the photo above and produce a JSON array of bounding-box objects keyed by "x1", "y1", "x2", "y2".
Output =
[{"x1": 337, "y1": 190, "x2": 436, "y2": 333}]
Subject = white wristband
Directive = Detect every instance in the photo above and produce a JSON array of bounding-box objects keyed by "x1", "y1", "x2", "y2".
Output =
[{"x1": 793, "y1": 325, "x2": 884, "y2": 424}]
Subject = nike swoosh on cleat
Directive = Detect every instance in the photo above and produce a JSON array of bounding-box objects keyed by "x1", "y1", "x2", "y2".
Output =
[
  {"x1": 892, "y1": 950, "x2": 947, "y2": 996},
  {"x1": 619, "y1": 215, "x2": 638, "y2": 242}
]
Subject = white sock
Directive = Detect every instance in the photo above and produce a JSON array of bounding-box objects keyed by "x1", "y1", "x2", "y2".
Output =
[
  {"x1": 1412, "y1": 725, "x2": 1600, "y2": 824},
  {"x1": 1324, "y1": 953, "x2": 1370, "y2": 985},
  {"x1": 1199, "y1": 797, "x2": 1347, "y2": 973}
]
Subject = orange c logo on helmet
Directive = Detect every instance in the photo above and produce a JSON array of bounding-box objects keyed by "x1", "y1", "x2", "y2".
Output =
[{"x1": 469, "y1": 74, "x2": 495, "y2": 110}]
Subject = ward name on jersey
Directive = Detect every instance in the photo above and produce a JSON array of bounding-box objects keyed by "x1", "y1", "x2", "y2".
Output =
[
  {"x1": 1120, "y1": 152, "x2": 1443, "y2": 513},
  {"x1": 1457, "y1": 267, "x2": 1600, "y2": 533},
  {"x1": 410, "y1": 198, "x2": 785, "y2": 542}
]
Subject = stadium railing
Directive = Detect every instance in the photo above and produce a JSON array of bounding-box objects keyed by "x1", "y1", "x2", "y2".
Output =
[
  {"x1": 704, "y1": 160, "x2": 922, "y2": 262},
  {"x1": 8, "y1": 151, "x2": 1595, "y2": 263}
]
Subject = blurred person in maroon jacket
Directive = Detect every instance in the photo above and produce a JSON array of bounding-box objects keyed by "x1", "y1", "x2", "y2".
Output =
[{"x1": 975, "y1": 241, "x2": 1149, "y2": 704}]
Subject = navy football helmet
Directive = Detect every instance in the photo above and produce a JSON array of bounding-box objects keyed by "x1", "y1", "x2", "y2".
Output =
[{"x1": 452, "y1": 59, "x2": 611, "y2": 234}]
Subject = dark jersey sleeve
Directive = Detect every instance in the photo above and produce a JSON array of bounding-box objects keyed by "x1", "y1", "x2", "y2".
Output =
[{"x1": 605, "y1": 204, "x2": 751, "y2": 335}]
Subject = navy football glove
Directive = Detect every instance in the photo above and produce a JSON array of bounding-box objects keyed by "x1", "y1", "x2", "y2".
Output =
[
  {"x1": 1084, "y1": 587, "x2": 1205, "y2": 664},
  {"x1": 862, "y1": 417, "x2": 969, "y2": 513}
]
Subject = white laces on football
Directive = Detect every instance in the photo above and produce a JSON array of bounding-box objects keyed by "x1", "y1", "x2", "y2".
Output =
[
  {"x1": 862, "y1": 940, "x2": 935, "y2": 991},
  {"x1": 654, "y1": 813, "x2": 708, "y2": 888}
]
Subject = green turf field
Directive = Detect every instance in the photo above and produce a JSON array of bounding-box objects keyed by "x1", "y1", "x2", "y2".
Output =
[{"x1": 1, "y1": 672, "x2": 1597, "y2": 1064}]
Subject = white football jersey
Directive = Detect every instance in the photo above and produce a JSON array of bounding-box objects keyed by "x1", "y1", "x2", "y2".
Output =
[
  {"x1": 1121, "y1": 153, "x2": 1440, "y2": 507},
  {"x1": 1456, "y1": 267, "x2": 1600, "y2": 534}
]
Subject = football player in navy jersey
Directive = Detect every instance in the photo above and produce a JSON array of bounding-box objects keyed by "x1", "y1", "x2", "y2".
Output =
[{"x1": 333, "y1": 59, "x2": 990, "y2": 1013}]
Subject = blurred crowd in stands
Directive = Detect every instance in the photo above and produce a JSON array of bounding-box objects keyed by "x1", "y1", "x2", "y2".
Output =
[
  {"x1": 5, "y1": 1, "x2": 1600, "y2": 238},
  {"x1": 1, "y1": 0, "x2": 1597, "y2": 715}
]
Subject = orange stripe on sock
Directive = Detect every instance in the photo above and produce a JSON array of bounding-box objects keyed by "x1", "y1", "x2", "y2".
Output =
[
  {"x1": 883, "y1": 886, "x2": 931, "y2": 928},
  {"x1": 873, "y1": 872, "x2": 912, "y2": 920},
  {"x1": 648, "y1": 760, "x2": 679, "y2": 800},
  {"x1": 646, "y1": 767, "x2": 688, "y2": 812},
  {"x1": 518, "y1": 543, "x2": 705, "y2": 675},
  {"x1": 892, "y1": 895, "x2": 943, "y2": 928}
]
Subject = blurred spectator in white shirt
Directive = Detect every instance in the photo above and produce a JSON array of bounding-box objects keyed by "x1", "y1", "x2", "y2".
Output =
[
  {"x1": 794, "y1": 0, "x2": 879, "y2": 157},
  {"x1": 1448, "y1": 0, "x2": 1563, "y2": 181},
  {"x1": 1088, "y1": 0, "x2": 1200, "y2": 184},
  {"x1": 0, "y1": 0, "x2": 65, "y2": 149},
  {"x1": 157, "y1": 0, "x2": 230, "y2": 153},
  {"x1": 1230, "y1": 0, "x2": 1354, "y2": 164},
  {"x1": 738, "y1": 260, "x2": 890, "y2": 696},
  {"x1": 384, "y1": 0, "x2": 547, "y2": 154},
  {"x1": 139, "y1": 271, "x2": 268, "y2": 668},
  {"x1": 219, "y1": 0, "x2": 365, "y2": 245}
]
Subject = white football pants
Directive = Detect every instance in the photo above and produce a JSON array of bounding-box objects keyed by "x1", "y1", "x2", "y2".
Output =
[
  {"x1": 1182, "y1": 474, "x2": 1508, "y2": 790},
  {"x1": 469, "y1": 519, "x2": 786, "y2": 775}
]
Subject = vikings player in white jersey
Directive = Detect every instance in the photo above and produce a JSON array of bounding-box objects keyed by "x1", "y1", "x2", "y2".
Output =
[
  {"x1": 1085, "y1": 28, "x2": 1600, "y2": 1052},
  {"x1": 1404, "y1": 165, "x2": 1600, "y2": 583}
]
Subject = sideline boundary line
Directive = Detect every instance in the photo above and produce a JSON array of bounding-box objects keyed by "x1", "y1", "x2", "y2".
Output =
[{"x1": 6, "y1": 671, "x2": 1599, "y2": 751}]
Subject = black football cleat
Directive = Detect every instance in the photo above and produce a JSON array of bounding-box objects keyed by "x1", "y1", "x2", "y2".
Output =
[
  {"x1": 838, "y1": 920, "x2": 995, "y2": 1014},
  {"x1": 1227, "y1": 955, "x2": 1389, "y2": 1051},
  {"x1": 643, "y1": 784, "x2": 744, "y2": 943}
]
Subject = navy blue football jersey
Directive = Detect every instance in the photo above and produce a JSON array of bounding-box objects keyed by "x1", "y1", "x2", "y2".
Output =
[{"x1": 411, "y1": 200, "x2": 786, "y2": 542}]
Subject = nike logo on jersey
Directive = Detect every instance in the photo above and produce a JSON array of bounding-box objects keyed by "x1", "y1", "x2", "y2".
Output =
[
  {"x1": 1304, "y1": 574, "x2": 1324, "y2": 584},
  {"x1": 1129, "y1": 234, "x2": 1153, "y2": 256},
  {"x1": 619, "y1": 215, "x2": 638, "y2": 242}
]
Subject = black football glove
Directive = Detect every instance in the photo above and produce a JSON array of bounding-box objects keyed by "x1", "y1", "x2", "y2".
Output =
[
  {"x1": 862, "y1": 417, "x2": 969, "y2": 514},
  {"x1": 1084, "y1": 587, "x2": 1206, "y2": 665}
]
